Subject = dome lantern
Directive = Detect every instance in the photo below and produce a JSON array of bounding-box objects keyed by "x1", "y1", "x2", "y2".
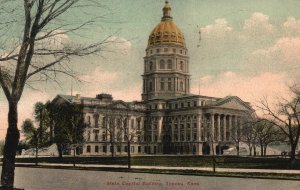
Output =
[{"x1": 162, "y1": 1, "x2": 172, "y2": 21}]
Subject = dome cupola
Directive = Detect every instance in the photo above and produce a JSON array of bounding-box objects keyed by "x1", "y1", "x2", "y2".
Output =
[{"x1": 148, "y1": 1, "x2": 186, "y2": 47}]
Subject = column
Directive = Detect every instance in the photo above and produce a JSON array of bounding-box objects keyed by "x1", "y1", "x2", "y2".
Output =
[
  {"x1": 223, "y1": 115, "x2": 227, "y2": 142},
  {"x1": 228, "y1": 115, "x2": 232, "y2": 141},
  {"x1": 197, "y1": 114, "x2": 201, "y2": 141},
  {"x1": 154, "y1": 77, "x2": 157, "y2": 92},
  {"x1": 211, "y1": 113, "x2": 214, "y2": 142},
  {"x1": 189, "y1": 117, "x2": 192, "y2": 142},
  {"x1": 235, "y1": 116, "x2": 238, "y2": 139},
  {"x1": 184, "y1": 118, "x2": 187, "y2": 141},
  {"x1": 171, "y1": 119, "x2": 175, "y2": 142},
  {"x1": 217, "y1": 114, "x2": 221, "y2": 142},
  {"x1": 151, "y1": 119, "x2": 154, "y2": 143},
  {"x1": 158, "y1": 117, "x2": 162, "y2": 143}
]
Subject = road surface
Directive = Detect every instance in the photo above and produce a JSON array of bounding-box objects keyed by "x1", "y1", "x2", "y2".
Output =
[{"x1": 6, "y1": 167, "x2": 300, "y2": 190}]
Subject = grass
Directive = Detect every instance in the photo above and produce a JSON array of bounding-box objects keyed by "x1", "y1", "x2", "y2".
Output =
[{"x1": 11, "y1": 155, "x2": 300, "y2": 170}]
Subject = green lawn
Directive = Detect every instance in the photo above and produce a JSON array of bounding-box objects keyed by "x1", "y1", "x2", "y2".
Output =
[{"x1": 12, "y1": 156, "x2": 300, "y2": 170}]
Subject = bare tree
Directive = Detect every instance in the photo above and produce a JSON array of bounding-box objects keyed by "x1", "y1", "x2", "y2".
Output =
[
  {"x1": 241, "y1": 121, "x2": 257, "y2": 156},
  {"x1": 0, "y1": 1, "x2": 116, "y2": 188},
  {"x1": 257, "y1": 84, "x2": 300, "y2": 160},
  {"x1": 119, "y1": 113, "x2": 142, "y2": 169},
  {"x1": 253, "y1": 119, "x2": 284, "y2": 157},
  {"x1": 103, "y1": 110, "x2": 123, "y2": 158}
]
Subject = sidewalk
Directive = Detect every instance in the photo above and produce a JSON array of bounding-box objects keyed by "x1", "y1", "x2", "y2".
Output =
[{"x1": 15, "y1": 162, "x2": 300, "y2": 174}]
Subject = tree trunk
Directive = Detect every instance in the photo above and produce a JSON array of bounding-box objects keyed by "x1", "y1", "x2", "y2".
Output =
[
  {"x1": 236, "y1": 144, "x2": 239, "y2": 156},
  {"x1": 35, "y1": 144, "x2": 38, "y2": 166},
  {"x1": 57, "y1": 143, "x2": 63, "y2": 161},
  {"x1": 111, "y1": 140, "x2": 114, "y2": 158},
  {"x1": 127, "y1": 140, "x2": 131, "y2": 169},
  {"x1": 73, "y1": 148, "x2": 76, "y2": 167},
  {"x1": 260, "y1": 142, "x2": 264, "y2": 157},
  {"x1": 249, "y1": 146, "x2": 252, "y2": 156},
  {"x1": 290, "y1": 143, "x2": 297, "y2": 161},
  {"x1": 263, "y1": 146, "x2": 267, "y2": 156},
  {"x1": 1, "y1": 101, "x2": 20, "y2": 189}
]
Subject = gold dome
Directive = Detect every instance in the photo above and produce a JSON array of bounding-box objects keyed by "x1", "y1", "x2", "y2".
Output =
[{"x1": 148, "y1": 1, "x2": 186, "y2": 47}]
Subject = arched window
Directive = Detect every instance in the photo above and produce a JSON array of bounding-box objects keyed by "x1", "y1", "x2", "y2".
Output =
[
  {"x1": 167, "y1": 60, "x2": 172, "y2": 69},
  {"x1": 180, "y1": 61, "x2": 184, "y2": 70},
  {"x1": 149, "y1": 81, "x2": 153, "y2": 91},
  {"x1": 160, "y1": 60, "x2": 165, "y2": 69},
  {"x1": 180, "y1": 81, "x2": 184, "y2": 91},
  {"x1": 149, "y1": 61, "x2": 153, "y2": 71}
]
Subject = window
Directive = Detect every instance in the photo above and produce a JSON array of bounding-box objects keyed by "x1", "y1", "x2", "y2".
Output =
[
  {"x1": 94, "y1": 115, "x2": 99, "y2": 128},
  {"x1": 125, "y1": 146, "x2": 128, "y2": 152},
  {"x1": 156, "y1": 49, "x2": 160, "y2": 53},
  {"x1": 138, "y1": 146, "x2": 141, "y2": 153},
  {"x1": 173, "y1": 48, "x2": 176, "y2": 53},
  {"x1": 194, "y1": 101, "x2": 197, "y2": 107},
  {"x1": 180, "y1": 61, "x2": 184, "y2": 70},
  {"x1": 95, "y1": 146, "x2": 99, "y2": 153},
  {"x1": 150, "y1": 50, "x2": 153, "y2": 54},
  {"x1": 103, "y1": 146, "x2": 107, "y2": 153},
  {"x1": 180, "y1": 81, "x2": 184, "y2": 91},
  {"x1": 193, "y1": 133, "x2": 197, "y2": 141},
  {"x1": 164, "y1": 48, "x2": 168, "y2": 52},
  {"x1": 181, "y1": 102, "x2": 184, "y2": 108},
  {"x1": 117, "y1": 146, "x2": 121, "y2": 152},
  {"x1": 181, "y1": 135, "x2": 184, "y2": 141},
  {"x1": 174, "y1": 134, "x2": 178, "y2": 141},
  {"x1": 86, "y1": 145, "x2": 91, "y2": 153},
  {"x1": 137, "y1": 120, "x2": 141, "y2": 130},
  {"x1": 102, "y1": 132, "x2": 106, "y2": 141},
  {"x1": 155, "y1": 135, "x2": 158, "y2": 142},
  {"x1": 175, "y1": 104, "x2": 178, "y2": 109},
  {"x1": 160, "y1": 80, "x2": 165, "y2": 91},
  {"x1": 131, "y1": 119, "x2": 134, "y2": 128},
  {"x1": 160, "y1": 60, "x2": 165, "y2": 69},
  {"x1": 87, "y1": 132, "x2": 91, "y2": 141},
  {"x1": 180, "y1": 50, "x2": 183, "y2": 54},
  {"x1": 87, "y1": 116, "x2": 91, "y2": 126},
  {"x1": 167, "y1": 60, "x2": 172, "y2": 69},
  {"x1": 94, "y1": 133, "x2": 99, "y2": 141},
  {"x1": 102, "y1": 117, "x2": 106, "y2": 128},
  {"x1": 131, "y1": 146, "x2": 135, "y2": 153},
  {"x1": 187, "y1": 134, "x2": 190, "y2": 141},
  {"x1": 149, "y1": 81, "x2": 153, "y2": 91},
  {"x1": 167, "y1": 82, "x2": 172, "y2": 91},
  {"x1": 149, "y1": 62, "x2": 153, "y2": 70}
]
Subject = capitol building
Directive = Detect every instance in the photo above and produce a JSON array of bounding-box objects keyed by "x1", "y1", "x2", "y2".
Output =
[{"x1": 52, "y1": 1, "x2": 255, "y2": 156}]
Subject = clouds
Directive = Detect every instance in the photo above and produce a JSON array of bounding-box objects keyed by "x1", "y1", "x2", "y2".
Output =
[
  {"x1": 201, "y1": 19, "x2": 233, "y2": 39},
  {"x1": 283, "y1": 17, "x2": 300, "y2": 36},
  {"x1": 243, "y1": 12, "x2": 274, "y2": 37},
  {"x1": 253, "y1": 37, "x2": 300, "y2": 66},
  {"x1": 191, "y1": 71, "x2": 290, "y2": 105}
]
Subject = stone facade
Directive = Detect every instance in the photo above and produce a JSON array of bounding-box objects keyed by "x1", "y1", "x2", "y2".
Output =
[{"x1": 51, "y1": 1, "x2": 255, "y2": 156}]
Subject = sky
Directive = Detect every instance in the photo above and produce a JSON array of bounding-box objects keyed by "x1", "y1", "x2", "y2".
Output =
[{"x1": 0, "y1": 0, "x2": 300, "y2": 139}]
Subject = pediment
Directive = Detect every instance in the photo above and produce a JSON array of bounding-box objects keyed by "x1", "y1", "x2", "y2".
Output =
[
  {"x1": 108, "y1": 101, "x2": 130, "y2": 109},
  {"x1": 215, "y1": 97, "x2": 252, "y2": 111}
]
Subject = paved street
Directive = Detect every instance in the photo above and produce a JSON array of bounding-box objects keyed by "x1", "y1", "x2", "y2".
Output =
[{"x1": 7, "y1": 167, "x2": 300, "y2": 190}]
